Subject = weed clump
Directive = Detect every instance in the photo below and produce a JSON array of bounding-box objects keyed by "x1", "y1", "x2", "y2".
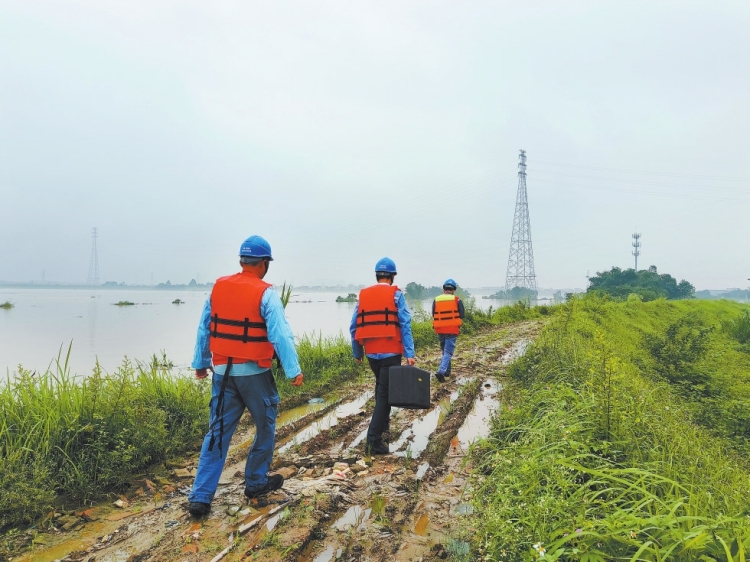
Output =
[{"x1": 0, "y1": 301, "x2": 13, "y2": 309}]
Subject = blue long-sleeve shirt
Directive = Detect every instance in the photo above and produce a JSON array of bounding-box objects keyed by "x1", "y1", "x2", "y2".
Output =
[
  {"x1": 349, "y1": 284, "x2": 415, "y2": 360},
  {"x1": 192, "y1": 287, "x2": 301, "y2": 378}
]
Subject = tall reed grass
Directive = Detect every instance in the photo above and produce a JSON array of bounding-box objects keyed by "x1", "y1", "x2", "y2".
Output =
[{"x1": 0, "y1": 347, "x2": 208, "y2": 527}]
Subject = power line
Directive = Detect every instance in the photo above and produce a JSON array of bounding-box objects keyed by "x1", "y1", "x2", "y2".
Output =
[
  {"x1": 534, "y1": 160, "x2": 750, "y2": 183},
  {"x1": 532, "y1": 169, "x2": 750, "y2": 194}
]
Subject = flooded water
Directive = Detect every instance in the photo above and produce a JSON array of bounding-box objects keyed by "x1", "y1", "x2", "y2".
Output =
[
  {"x1": 456, "y1": 379, "x2": 501, "y2": 448},
  {"x1": 390, "y1": 390, "x2": 460, "y2": 457},
  {"x1": 332, "y1": 506, "x2": 371, "y2": 531},
  {"x1": 278, "y1": 391, "x2": 373, "y2": 453},
  {"x1": 0, "y1": 287, "x2": 500, "y2": 376}
]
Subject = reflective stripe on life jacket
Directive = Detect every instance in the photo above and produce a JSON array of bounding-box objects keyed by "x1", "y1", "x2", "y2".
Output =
[
  {"x1": 354, "y1": 283, "x2": 403, "y2": 355},
  {"x1": 209, "y1": 272, "x2": 275, "y2": 368},
  {"x1": 433, "y1": 294, "x2": 462, "y2": 335}
]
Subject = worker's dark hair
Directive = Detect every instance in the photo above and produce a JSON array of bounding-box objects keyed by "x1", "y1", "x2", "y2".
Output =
[
  {"x1": 376, "y1": 272, "x2": 395, "y2": 282},
  {"x1": 240, "y1": 256, "x2": 266, "y2": 266}
]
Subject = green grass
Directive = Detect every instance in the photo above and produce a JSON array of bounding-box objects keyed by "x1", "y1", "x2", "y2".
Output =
[
  {"x1": 0, "y1": 331, "x2": 361, "y2": 530},
  {"x1": 0, "y1": 348, "x2": 208, "y2": 527},
  {"x1": 0, "y1": 301, "x2": 13, "y2": 309},
  {"x1": 470, "y1": 297, "x2": 750, "y2": 561}
]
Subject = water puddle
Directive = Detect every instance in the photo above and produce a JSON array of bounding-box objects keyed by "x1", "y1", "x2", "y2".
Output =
[
  {"x1": 332, "y1": 506, "x2": 371, "y2": 531},
  {"x1": 390, "y1": 391, "x2": 459, "y2": 458},
  {"x1": 279, "y1": 391, "x2": 373, "y2": 453},
  {"x1": 312, "y1": 545, "x2": 342, "y2": 562},
  {"x1": 265, "y1": 508, "x2": 288, "y2": 532},
  {"x1": 503, "y1": 339, "x2": 529, "y2": 364},
  {"x1": 414, "y1": 512, "x2": 430, "y2": 535},
  {"x1": 456, "y1": 379, "x2": 501, "y2": 449},
  {"x1": 275, "y1": 396, "x2": 339, "y2": 428},
  {"x1": 453, "y1": 503, "x2": 474, "y2": 516}
]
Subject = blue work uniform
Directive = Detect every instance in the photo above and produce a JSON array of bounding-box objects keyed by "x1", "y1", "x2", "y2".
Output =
[
  {"x1": 432, "y1": 297, "x2": 465, "y2": 376},
  {"x1": 189, "y1": 287, "x2": 301, "y2": 506},
  {"x1": 349, "y1": 283, "x2": 415, "y2": 445}
]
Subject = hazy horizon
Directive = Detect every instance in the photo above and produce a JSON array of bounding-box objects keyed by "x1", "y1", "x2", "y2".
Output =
[{"x1": 2, "y1": 1, "x2": 748, "y2": 291}]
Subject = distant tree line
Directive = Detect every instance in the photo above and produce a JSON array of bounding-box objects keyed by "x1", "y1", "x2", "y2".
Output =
[
  {"x1": 587, "y1": 266, "x2": 694, "y2": 301},
  {"x1": 404, "y1": 282, "x2": 470, "y2": 300},
  {"x1": 695, "y1": 289, "x2": 749, "y2": 300},
  {"x1": 486, "y1": 286, "x2": 538, "y2": 300}
]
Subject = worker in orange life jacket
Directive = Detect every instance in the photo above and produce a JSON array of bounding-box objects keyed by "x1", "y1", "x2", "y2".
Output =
[
  {"x1": 432, "y1": 278, "x2": 465, "y2": 383},
  {"x1": 187, "y1": 235, "x2": 304, "y2": 518},
  {"x1": 350, "y1": 257, "x2": 416, "y2": 455}
]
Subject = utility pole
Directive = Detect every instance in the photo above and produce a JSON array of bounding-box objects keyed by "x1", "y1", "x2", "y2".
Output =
[
  {"x1": 632, "y1": 232, "x2": 641, "y2": 271},
  {"x1": 87, "y1": 227, "x2": 100, "y2": 285},
  {"x1": 505, "y1": 149, "x2": 537, "y2": 294}
]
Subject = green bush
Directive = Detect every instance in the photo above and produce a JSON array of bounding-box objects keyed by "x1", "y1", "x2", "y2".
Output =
[{"x1": 723, "y1": 310, "x2": 750, "y2": 346}]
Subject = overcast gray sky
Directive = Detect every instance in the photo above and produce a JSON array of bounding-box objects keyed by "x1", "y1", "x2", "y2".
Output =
[{"x1": 2, "y1": 1, "x2": 748, "y2": 290}]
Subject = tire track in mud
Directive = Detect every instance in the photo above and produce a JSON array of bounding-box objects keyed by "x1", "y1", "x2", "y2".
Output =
[{"x1": 17, "y1": 321, "x2": 540, "y2": 562}]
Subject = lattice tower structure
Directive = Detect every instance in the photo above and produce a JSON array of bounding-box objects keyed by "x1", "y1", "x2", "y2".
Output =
[
  {"x1": 87, "y1": 227, "x2": 100, "y2": 285},
  {"x1": 505, "y1": 150, "x2": 537, "y2": 292},
  {"x1": 632, "y1": 232, "x2": 641, "y2": 271}
]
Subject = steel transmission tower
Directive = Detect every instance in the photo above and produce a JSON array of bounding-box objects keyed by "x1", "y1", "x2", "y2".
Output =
[
  {"x1": 632, "y1": 232, "x2": 641, "y2": 271},
  {"x1": 505, "y1": 150, "x2": 537, "y2": 293},
  {"x1": 87, "y1": 227, "x2": 100, "y2": 285}
]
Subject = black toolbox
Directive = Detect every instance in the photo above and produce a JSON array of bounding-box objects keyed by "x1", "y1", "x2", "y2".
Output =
[{"x1": 388, "y1": 366, "x2": 431, "y2": 409}]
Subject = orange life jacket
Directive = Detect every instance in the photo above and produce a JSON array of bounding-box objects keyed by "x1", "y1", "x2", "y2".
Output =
[
  {"x1": 209, "y1": 272, "x2": 275, "y2": 367},
  {"x1": 354, "y1": 283, "x2": 403, "y2": 355},
  {"x1": 433, "y1": 294, "x2": 462, "y2": 335}
]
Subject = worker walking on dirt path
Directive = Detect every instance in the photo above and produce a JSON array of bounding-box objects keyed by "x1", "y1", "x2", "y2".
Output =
[
  {"x1": 350, "y1": 257, "x2": 416, "y2": 455},
  {"x1": 187, "y1": 235, "x2": 304, "y2": 518},
  {"x1": 432, "y1": 278, "x2": 465, "y2": 383}
]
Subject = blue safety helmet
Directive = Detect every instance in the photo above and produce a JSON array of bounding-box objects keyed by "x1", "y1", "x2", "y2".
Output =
[
  {"x1": 239, "y1": 235, "x2": 273, "y2": 260},
  {"x1": 443, "y1": 278, "x2": 457, "y2": 290},
  {"x1": 375, "y1": 257, "x2": 397, "y2": 274}
]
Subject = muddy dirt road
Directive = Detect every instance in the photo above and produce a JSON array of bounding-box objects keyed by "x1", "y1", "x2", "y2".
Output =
[{"x1": 16, "y1": 321, "x2": 540, "y2": 562}]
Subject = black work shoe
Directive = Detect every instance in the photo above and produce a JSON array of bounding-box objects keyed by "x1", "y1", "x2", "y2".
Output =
[
  {"x1": 188, "y1": 501, "x2": 211, "y2": 517},
  {"x1": 367, "y1": 441, "x2": 390, "y2": 455},
  {"x1": 435, "y1": 372, "x2": 446, "y2": 383},
  {"x1": 244, "y1": 474, "x2": 284, "y2": 499}
]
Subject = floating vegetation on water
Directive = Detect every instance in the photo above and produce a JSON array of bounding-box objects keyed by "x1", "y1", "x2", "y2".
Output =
[
  {"x1": 114, "y1": 301, "x2": 135, "y2": 306},
  {"x1": 171, "y1": 299, "x2": 184, "y2": 304},
  {"x1": 335, "y1": 293, "x2": 357, "y2": 303},
  {"x1": 0, "y1": 301, "x2": 13, "y2": 309}
]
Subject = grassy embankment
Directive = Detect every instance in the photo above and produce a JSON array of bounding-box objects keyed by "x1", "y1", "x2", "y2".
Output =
[
  {"x1": 471, "y1": 297, "x2": 750, "y2": 561},
  {"x1": 0, "y1": 295, "x2": 543, "y2": 530}
]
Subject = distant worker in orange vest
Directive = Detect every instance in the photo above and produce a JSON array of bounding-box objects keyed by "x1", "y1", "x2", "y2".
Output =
[
  {"x1": 187, "y1": 235, "x2": 304, "y2": 518},
  {"x1": 350, "y1": 257, "x2": 416, "y2": 455},
  {"x1": 432, "y1": 278, "x2": 465, "y2": 383}
]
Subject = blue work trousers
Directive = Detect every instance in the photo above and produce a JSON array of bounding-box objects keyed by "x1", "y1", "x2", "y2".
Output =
[
  {"x1": 189, "y1": 370, "x2": 280, "y2": 505},
  {"x1": 437, "y1": 334, "x2": 457, "y2": 376}
]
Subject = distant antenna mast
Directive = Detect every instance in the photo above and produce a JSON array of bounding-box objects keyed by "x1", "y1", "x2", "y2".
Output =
[
  {"x1": 87, "y1": 227, "x2": 100, "y2": 285},
  {"x1": 632, "y1": 231, "x2": 641, "y2": 271},
  {"x1": 505, "y1": 149, "x2": 537, "y2": 293}
]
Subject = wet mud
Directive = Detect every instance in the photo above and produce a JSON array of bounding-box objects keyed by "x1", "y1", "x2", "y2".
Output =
[{"x1": 13, "y1": 320, "x2": 540, "y2": 562}]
